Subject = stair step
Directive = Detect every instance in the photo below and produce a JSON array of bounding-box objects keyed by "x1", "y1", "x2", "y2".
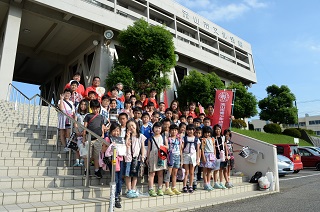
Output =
[
  {"x1": 0, "y1": 181, "x2": 253, "y2": 206},
  {"x1": 0, "y1": 132, "x2": 57, "y2": 139},
  {"x1": 0, "y1": 123, "x2": 57, "y2": 131},
  {"x1": 0, "y1": 157, "x2": 68, "y2": 167},
  {"x1": 0, "y1": 183, "x2": 261, "y2": 211},
  {"x1": 0, "y1": 126, "x2": 57, "y2": 134},
  {"x1": 0, "y1": 136, "x2": 57, "y2": 145},
  {"x1": 0, "y1": 172, "x2": 245, "y2": 190},
  {"x1": 0, "y1": 142, "x2": 58, "y2": 151},
  {"x1": 0, "y1": 150, "x2": 70, "y2": 159}
]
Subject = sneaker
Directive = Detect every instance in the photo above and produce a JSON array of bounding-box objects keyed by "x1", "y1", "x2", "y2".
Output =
[
  {"x1": 172, "y1": 188, "x2": 181, "y2": 195},
  {"x1": 204, "y1": 184, "x2": 213, "y2": 191},
  {"x1": 94, "y1": 170, "x2": 102, "y2": 179},
  {"x1": 192, "y1": 184, "x2": 197, "y2": 191},
  {"x1": 220, "y1": 182, "x2": 227, "y2": 189},
  {"x1": 225, "y1": 182, "x2": 232, "y2": 189},
  {"x1": 79, "y1": 159, "x2": 84, "y2": 166},
  {"x1": 182, "y1": 186, "x2": 188, "y2": 193},
  {"x1": 213, "y1": 182, "x2": 222, "y2": 189},
  {"x1": 73, "y1": 162, "x2": 80, "y2": 167},
  {"x1": 126, "y1": 190, "x2": 136, "y2": 198},
  {"x1": 64, "y1": 147, "x2": 70, "y2": 152},
  {"x1": 164, "y1": 188, "x2": 175, "y2": 196},
  {"x1": 115, "y1": 198, "x2": 121, "y2": 208},
  {"x1": 133, "y1": 190, "x2": 139, "y2": 198},
  {"x1": 188, "y1": 187, "x2": 194, "y2": 193},
  {"x1": 157, "y1": 189, "x2": 164, "y2": 196},
  {"x1": 149, "y1": 189, "x2": 157, "y2": 197}
]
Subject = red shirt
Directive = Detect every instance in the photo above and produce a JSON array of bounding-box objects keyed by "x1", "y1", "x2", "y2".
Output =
[
  {"x1": 64, "y1": 83, "x2": 85, "y2": 97},
  {"x1": 206, "y1": 113, "x2": 215, "y2": 127},
  {"x1": 187, "y1": 111, "x2": 197, "y2": 119},
  {"x1": 143, "y1": 98, "x2": 158, "y2": 109},
  {"x1": 85, "y1": 86, "x2": 102, "y2": 102}
]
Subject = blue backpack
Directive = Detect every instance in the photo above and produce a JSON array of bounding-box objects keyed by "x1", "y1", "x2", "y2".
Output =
[{"x1": 183, "y1": 136, "x2": 199, "y2": 153}]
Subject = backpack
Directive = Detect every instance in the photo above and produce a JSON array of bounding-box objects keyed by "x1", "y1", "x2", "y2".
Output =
[
  {"x1": 249, "y1": 171, "x2": 263, "y2": 183},
  {"x1": 183, "y1": 136, "x2": 199, "y2": 153},
  {"x1": 177, "y1": 168, "x2": 185, "y2": 181}
]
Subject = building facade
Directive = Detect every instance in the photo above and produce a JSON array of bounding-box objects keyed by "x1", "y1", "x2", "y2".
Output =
[{"x1": 0, "y1": 0, "x2": 257, "y2": 103}]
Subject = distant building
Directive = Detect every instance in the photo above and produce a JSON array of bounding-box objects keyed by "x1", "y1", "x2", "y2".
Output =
[{"x1": 251, "y1": 115, "x2": 320, "y2": 136}]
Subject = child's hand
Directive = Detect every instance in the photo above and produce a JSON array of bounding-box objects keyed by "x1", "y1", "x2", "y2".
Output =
[{"x1": 60, "y1": 93, "x2": 64, "y2": 99}]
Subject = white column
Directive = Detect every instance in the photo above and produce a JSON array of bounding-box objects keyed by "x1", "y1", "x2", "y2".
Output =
[{"x1": 0, "y1": 4, "x2": 22, "y2": 100}]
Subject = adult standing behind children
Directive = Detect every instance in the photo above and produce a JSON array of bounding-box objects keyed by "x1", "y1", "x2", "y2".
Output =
[
  {"x1": 143, "y1": 88, "x2": 158, "y2": 109},
  {"x1": 84, "y1": 76, "x2": 103, "y2": 102},
  {"x1": 64, "y1": 72, "x2": 85, "y2": 97}
]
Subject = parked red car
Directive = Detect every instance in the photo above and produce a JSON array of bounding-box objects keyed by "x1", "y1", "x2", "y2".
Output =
[
  {"x1": 298, "y1": 147, "x2": 320, "y2": 170},
  {"x1": 275, "y1": 144, "x2": 303, "y2": 173}
]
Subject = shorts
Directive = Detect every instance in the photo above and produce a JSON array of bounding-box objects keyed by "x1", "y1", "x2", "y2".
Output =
[
  {"x1": 228, "y1": 159, "x2": 235, "y2": 169},
  {"x1": 183, "y1": 153, "x2": 196, "y2": 167},
  {"x1": 220, "y1": 161, "x2": 228, "y2": 169},
  {"x1": 168, "y1": 154, "x2": 181, "y2": 169},
  {"x1": 91, "y1": 139, "x2": 102, "y2": 160},
  {"x1": 124, "y1": 162, "x2": 140, "y2": 177}
]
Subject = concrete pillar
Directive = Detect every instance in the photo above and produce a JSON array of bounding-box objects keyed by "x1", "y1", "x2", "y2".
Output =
[{"x1": 0, "y1": 4, "x2": 22, "y2": 100}]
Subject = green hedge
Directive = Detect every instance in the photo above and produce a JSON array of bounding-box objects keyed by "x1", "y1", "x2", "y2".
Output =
[
  {"x1": 283, "y1": 128, "x2": 301, "y2": 138},
  {"x1": 231, "y1": 119, "x2": 247, "y2": 129},
  {"x1": 263, "y1": 123, "x2": 281, "y2": 134}
]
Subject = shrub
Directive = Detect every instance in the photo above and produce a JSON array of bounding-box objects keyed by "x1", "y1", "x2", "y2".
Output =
[
  {"x1": 263, "y1": 123, "x2": 281, "y2": 134},
  {"x1": 283, "y1": 128, "x2": 301, "y2": 138},
  {"x1": 231, "y1": 119, "x2": 247, "y2": 129}
]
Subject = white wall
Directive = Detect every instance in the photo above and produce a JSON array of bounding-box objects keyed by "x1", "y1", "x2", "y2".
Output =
[{"x1": 232, "y1": 132, "x2": 279, "y2": 191}]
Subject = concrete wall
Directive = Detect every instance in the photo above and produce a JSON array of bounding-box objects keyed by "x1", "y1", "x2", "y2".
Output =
[{"x1": 233, "y1": 132, "x2": 279, "y2": 191}]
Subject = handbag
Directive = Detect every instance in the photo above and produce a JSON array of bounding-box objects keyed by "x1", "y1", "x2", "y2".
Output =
[
  {"x1": 67, "y1": 132, "x2": 78, "y2": 151},
  {"x1": 129, "y1": 135, "x2": 141, "y2": 174},
  {"x1": 216, "y1": 137, "x2": 226, "y2": 162},
  {"x1": 151, "y1": 137, "x2": 168, "y2": 160}
]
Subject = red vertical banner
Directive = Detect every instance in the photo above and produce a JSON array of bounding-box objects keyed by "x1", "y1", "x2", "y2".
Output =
[{"x1": 212, "y1": 90, "x2": 234, "y2": 131}]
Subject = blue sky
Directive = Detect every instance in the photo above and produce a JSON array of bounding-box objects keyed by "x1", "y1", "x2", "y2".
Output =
[
  {"x1": 13, "y1": 0, "x2": 320, "y2": 118},
  {"x1": 175, "y1": 0, "x2": 320, "y2": 118}
]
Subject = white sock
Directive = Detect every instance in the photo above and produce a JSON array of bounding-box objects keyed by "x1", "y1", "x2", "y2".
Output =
[{"x1": 76, "y1": 159, "x2": 79, "y2": 164}]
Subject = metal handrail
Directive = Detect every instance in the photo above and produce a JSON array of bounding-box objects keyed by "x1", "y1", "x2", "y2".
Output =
[{"x1": 6, "y1": 83, "x2": 105, "y2": 187}]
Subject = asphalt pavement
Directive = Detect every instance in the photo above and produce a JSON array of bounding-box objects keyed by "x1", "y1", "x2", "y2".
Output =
[{"x1": 191, "y1": 168, "x2": 320, "y2": 212}]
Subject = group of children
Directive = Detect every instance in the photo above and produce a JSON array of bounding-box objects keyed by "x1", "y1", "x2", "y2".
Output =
[{"x1": 57, "y1": 78, "x2": 235, "y2": 209}]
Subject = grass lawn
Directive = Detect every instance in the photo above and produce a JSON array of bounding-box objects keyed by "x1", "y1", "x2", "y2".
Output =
[{"x1": 232, "y1": 128, "x2": 312, "y2": 146}]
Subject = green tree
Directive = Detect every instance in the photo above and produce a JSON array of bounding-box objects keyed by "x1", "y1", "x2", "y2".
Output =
[
  {"x1": 206, "y1": 72, "x2": 225, "y2": 102},
  {"x1": 227, "y1": 82, "x2": 258, "y2": 119},
  {"x1": 105, "y1": 65, "x2": 134, "y2": 90},
  {"x1": 177, "y1": 70, "x2": 225, "y2": 108},
  {"x1": 258, "y1": 84, "x2": 297, "y2": 124},
  {"x1": 117, "y1": 19, "x2": 175, "y2": 93}
]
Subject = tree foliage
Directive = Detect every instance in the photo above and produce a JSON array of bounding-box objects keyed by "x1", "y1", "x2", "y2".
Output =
[
  {"x1": 227, "y1": 82, "x2": 258, "y2": 119},
  {"x1": 105, "y1": 65, "x2": 134, "y2": 90},
  {"x1": 258, "y1": 84, "x2": 297, "y2": 124},
  {"x1": 117, "y1": 19, "x2": 175, "y2": 93},
  {"x1": 177, "y1": 70, "x2": 225, "y2": 108}
]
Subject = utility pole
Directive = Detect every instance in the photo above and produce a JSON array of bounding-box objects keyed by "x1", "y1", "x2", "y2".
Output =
[{"x1": 295, "y1": 100, "x2": 299, "y2": 129}]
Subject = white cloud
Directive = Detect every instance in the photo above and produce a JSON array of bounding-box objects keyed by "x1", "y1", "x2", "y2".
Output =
[
  {"x1": 244, "y1": 0, "x2": 267, "y2": 8},
  {"x1": 174, "y1": 0, "x2": 268, "y2": 22},
  {"x1": 199, "y1": 3, "x2": 249, "y2": 22},
  {"x1": 294, "y1": 38, "x2": 320, "y2": 52}
]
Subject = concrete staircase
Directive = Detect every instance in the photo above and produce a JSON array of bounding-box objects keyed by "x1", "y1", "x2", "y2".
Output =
[{"x1": 0, "y1": 100, "x2": 274, "y2": 212}]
